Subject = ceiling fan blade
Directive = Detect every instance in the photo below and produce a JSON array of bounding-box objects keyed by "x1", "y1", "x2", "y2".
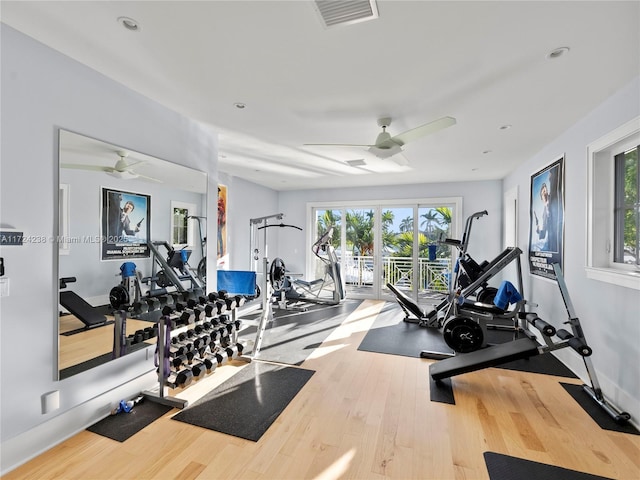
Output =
[
  {"x1": 136, "y1": 173, "x2": 163, "y2": 183},
  {"x1": 391, "y1": 116, "x2": 456, "y2": 146},
  {"x1": 61, "y1": 163, "x2": 112, "y2": 172},
  {"x1": 392, "y1": 153, "x2": 410, "y2": 166}
]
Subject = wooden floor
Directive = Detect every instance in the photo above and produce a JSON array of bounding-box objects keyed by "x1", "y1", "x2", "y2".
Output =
[{"x1": 8, "y1": 300, "x2": 640, "y2": 479}]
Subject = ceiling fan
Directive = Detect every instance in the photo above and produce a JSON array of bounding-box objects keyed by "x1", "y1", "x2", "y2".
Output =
[
  {"x1": 61, "y1": 150, "x2": 162, "y2": 182},
  {"x1": 305, "y1": 116, "x2": 456, "y2": 164}
]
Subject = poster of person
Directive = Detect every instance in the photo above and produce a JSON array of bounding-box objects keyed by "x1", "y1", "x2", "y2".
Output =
[
  {"x1": 217, "y1": 184, "x2": 228, "y2": 267},
  {"x1": 101, "y1": 188, "x2": 151, "y2": 260},
  {"x1": 529, "y1": 157, "x2": 564, "y2": 279}
]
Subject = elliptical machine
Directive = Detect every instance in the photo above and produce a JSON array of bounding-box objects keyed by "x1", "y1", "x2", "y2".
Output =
[{"x1": 270, "y1": 225, "x2": 346, "y2": 308}]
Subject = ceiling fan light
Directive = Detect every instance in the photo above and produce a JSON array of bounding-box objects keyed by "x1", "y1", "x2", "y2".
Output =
[
  {"x1": 369, "y1": 144, "x2": 402, "y2": 158},
  {"x1": 107, "y1": 170, "x2": 138, "y2": 180}
]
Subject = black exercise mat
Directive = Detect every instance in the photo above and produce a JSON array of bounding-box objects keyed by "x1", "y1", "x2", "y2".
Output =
[
  {"x1": 358, "y1": 303, "x2": 454, "y2": 358},
  {"x1": 484, "y1": 451, "x2": 614, "y2": 480},
  {"x1": 494, "y1": 351, "x2": 578, "y2": 378},
  {"x1": 561, "y1": 383, "x2": 639, "y2": 435},
  {"x1": 240, "y1": 300, "x2": 362, "y2": 365},
  {"x1": 430, "y1": 376, "x2": 455, "y2": 404},
  {"x1": 358, "y1": 303, "x2": 578, "y2": 378},
  {"x1": 172, "y1": 361, "x2": 314, "y2": 441},
  {"x1": 87, "y1": 400, "x2": 173, "y2": 442}
]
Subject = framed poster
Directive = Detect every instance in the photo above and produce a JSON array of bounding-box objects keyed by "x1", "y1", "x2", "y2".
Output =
[
  {"x1": 529, "y1": 156, "x2": 564, "y2": 279},
  {"x1": 101, "y1": 187, "x2": 151, "y2": 260},
  {"x1": 217, "y1": 184, "x2": 228, "y2": 267}
]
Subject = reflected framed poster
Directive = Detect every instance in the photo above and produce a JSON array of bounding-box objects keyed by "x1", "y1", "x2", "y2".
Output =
[{"x1": 101, "y1": 187, "x2": 151, "y2": 260}]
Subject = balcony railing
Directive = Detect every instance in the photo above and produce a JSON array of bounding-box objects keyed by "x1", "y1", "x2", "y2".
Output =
[{"x1": 338, "y1": 255, "x2": 451, "y2": 293}]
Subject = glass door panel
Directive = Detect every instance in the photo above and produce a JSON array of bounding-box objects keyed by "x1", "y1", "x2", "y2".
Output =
[
  {"x1": 417, "y1": 206, "x2": 453, "y2": 303},
  {"x1": 344, "y1": 208, "x2": 376, "y2": 297},
  {"x1": 381, "y1": 206, "x2": 414, "y2": 298}
]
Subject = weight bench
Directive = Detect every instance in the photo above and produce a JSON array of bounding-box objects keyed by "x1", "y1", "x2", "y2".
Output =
[{"x1": 60, "y1": 277, "x2": 108, "y2": 329}]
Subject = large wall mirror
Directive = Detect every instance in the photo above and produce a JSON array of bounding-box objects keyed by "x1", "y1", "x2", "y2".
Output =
[{"x1": 57, "y1": 129, "x2": 207, "y2": 379}]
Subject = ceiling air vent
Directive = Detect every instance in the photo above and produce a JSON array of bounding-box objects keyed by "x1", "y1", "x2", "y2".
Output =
[
  {"x1": 346, "y1": 159, "x2": 367, "y2": 167},
  {"x1": 313, "y1": 0, "x2": 379, "y2": 28}
]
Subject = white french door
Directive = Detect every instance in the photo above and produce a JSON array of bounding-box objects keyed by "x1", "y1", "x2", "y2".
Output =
[{"x1": 309, "y1": 197, "x2": 462, "y2": 302}]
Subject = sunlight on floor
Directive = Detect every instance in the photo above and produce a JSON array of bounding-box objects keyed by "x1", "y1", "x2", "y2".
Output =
[
  {"x1": 305, "y1": 300, "x2": 386, "y2": 360},
  {"x1": 312, "y1": 448, "x2": 356, "y2": 480}
]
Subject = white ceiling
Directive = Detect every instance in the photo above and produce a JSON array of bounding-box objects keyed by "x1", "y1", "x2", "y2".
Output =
[{"x1": 2, "y1": 1, "x2": 638, "y2": 191}]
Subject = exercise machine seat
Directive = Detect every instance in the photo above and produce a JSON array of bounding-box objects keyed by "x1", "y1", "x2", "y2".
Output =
[
  {"x1": 60, "y1": 291, "x2": 108, "y2": 328},
  {"x1": 429, "y1": 337, "x2": 540, "y2": 381}
]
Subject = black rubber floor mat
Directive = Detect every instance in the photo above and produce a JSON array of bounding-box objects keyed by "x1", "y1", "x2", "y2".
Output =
[
  {"x1": 484, "y1": 451, "x2": 614, "y2": 480},
  {"x1": 358, "y1": 303, "x2": 453, "y2": 358},
  {"x1": 172, "y1": 361, "x2": 314, "y2": 442},
  {"x1": 560, "y1": 383, "x2": 639, "y2": 435},
  {"x1": 359, "y1": 304, "x2": 578, "y2": 379},
  {"x1": 87, "y1": 400, "x2": 173, "y2": 442}
]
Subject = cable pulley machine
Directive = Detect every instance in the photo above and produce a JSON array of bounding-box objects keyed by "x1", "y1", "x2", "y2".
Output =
[{"x1": 244, "y1": 213, "x2": 301, "y2": 359}]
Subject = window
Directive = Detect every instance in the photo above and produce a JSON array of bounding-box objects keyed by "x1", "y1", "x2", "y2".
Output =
[
  {"x1": 614, "y1": 146, "x2": 639, "y2": 266},
  {"x1": 170, "y1": 201, "x2": 196, "y2": 249},
  {"x1": 586, "y1": 117, "x2": 640, "y2": 290}
]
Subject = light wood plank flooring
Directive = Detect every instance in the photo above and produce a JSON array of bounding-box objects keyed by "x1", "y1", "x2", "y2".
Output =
[{"x1": 7, "y1": 300, "x2": 640, "y2": 479}]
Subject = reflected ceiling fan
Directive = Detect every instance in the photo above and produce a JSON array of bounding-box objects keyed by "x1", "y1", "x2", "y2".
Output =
[
  {"x1": 305, "y1": 116, "x2": 456, "y2": 165},
  {"x1": 61, "y1": 150, "x2": 162, "y2": 182}
]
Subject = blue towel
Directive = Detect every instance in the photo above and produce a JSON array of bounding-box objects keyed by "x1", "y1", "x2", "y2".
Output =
[{"x1": 493, "y1": 281, "x2": 523, "y2": 310}]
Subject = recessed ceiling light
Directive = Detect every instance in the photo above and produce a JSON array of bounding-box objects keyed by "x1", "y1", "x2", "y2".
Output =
[
  {"x1": 234, "y1": 103, "x2": 246, "y2": 109},
  {"x1": 117, "y1": 16, "x2": 141, "y2": 32},
  {"x1": 499, "y1": 124, "x2": 512, "y2": 130},
  {"x1": 547, "y1": 46, "x2": 570, "y2": 60}
]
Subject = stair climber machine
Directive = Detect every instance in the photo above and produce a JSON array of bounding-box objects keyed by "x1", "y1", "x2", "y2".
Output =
[{"x1": 429, "y1": 263, "x2": 632, "y2": 426}]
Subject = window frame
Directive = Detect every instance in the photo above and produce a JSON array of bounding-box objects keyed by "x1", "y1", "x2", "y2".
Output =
[{"x1": 586, "y1": 116, "x2": 640, "y2": 290}]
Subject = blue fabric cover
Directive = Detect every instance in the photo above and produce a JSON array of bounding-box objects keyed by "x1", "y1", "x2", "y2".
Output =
[
  {"x1": 217, "y1": 270, "x2": 257, "y2": 295},
  {"x1": 120, "y1": 262, "x2": 137, "y2": 278},
  {"x1": 493, "y1": 280, "x2": 523, "y2": 310}
]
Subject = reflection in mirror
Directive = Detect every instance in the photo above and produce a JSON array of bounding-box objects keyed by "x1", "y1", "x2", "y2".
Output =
[{"x1": 57, "y1": 130, "x2": 207, "y2": 379}]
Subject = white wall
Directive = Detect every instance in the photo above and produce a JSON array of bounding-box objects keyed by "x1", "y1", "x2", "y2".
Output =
[
  {"x1": 277, "y1": 180, "x2": 504, "y2": 276},
  {"x1": 503, "y1": 76, "x2": 640, "y2": 424},
  {"x1": 0, "y1": 25, "x2": 218, "y2": 473}
]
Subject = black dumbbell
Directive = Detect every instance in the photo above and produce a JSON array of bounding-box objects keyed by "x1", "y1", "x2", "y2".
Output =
[{"x1": 175, "y1": 368, "x2": 194, "y2": 388}]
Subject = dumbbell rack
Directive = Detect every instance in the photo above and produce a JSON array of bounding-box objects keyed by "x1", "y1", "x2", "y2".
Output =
[{"x1": 142, "y1": 293, "x2": 247, "y2": 409}]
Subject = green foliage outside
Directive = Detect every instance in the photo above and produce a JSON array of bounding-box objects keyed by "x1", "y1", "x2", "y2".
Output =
[
  {"x1": 315, "y1": 207, "x2": 453, "y2": 259},
  {"x1": 622, "y1": 148, "x2": 638, "y2": 264}
]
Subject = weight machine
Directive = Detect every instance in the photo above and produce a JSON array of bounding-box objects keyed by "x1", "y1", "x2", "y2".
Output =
[
  {"x1": 147, "y1": 241, "x2": 203, "y2": 294},
  {"x1": 244, "y1": 213, "x2": 301, "y2": 358},
  {"x1": 429, "y1": 263, "x2": 632, "y2": 426}
]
